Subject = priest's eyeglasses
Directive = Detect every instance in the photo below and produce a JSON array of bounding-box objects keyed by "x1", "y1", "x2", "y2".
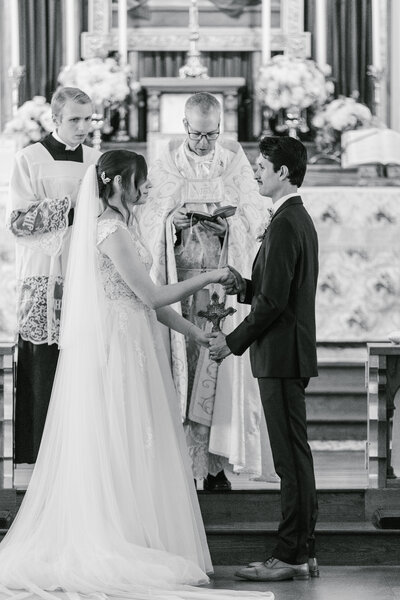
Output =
[{"x1": 186, "y1": 124, "x2": 220, "y2": 141}]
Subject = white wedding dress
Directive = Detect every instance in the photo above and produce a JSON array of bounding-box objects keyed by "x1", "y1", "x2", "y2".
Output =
[{"x1": 0, "y1": 166, "x2": 273, "y2": 600}]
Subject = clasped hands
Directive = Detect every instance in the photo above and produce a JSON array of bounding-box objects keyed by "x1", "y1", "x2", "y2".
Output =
[{"x1": 208, "y1": 265, "x2": 246, "y2": 364}]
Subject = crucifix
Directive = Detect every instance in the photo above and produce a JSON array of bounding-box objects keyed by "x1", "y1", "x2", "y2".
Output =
[{"x1": 197, "y1": 292, "x2": 236, "y2": 332}]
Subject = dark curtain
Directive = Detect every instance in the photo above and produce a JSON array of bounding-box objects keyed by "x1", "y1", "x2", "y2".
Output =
[
  {"x1": 305, "y1": 0, "x2": 373, "y2": 108},
  {"x1": 138, "y1": 51, "x2": 253, "y2": 140},
  {"x1": 19, "y1": 0, "x2": 63, "y2": 103}
]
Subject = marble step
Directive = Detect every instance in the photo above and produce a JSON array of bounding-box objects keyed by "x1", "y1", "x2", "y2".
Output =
[
  {"x1": 198, "y1": 489, "x2": 367, "y2": 524},
  {"x1": 205, "y1": 521, "x2": 400, "y2": 566},
  {"x1": 306, "y1": 393, "x2": 367, "y2": 421},
  {"x1": 307, "y1": 421, "x2": 366, "y2": 441},
  {"x1": 307, "y1": 367, "x2": 365, "y2": 393},
  {"x1": 0, "y1": 521, "x2": 398, "y2": 566}
]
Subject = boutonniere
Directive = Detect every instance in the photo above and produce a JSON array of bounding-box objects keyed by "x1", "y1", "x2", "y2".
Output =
[{"x1": 256, "y1": 208, "x2": 274, "y2": 242}]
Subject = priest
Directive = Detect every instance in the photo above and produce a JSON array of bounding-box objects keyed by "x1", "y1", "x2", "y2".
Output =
[
  {"x1": 138, "y1": 92, "x2": 276, "y2": 488},
  {"x1": 6, "y1": 86, "x2": 100, "y2": 465}
]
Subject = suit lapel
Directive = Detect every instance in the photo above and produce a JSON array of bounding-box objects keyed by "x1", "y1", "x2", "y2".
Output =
[
  {"x1": 252, "y1": 244, "x2": 263, "y2": 272},
  {"x1": 251, "y1": 196, "x2": 303, "y2": 273}
]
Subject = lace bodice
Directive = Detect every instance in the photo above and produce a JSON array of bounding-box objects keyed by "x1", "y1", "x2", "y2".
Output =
[{"x1": 97, "y1": 219, "x2": 152, "y2": 309}]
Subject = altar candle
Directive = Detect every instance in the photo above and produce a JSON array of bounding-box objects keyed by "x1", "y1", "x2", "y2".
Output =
[
  {"x1": 261, "y1": 0, "x2": 271, "y2": 64},
  {"x1": 10, "y1": 0, "x2": 20, "y2": 68},
  {"x1": 315, "y1": 0, "x2": 327, "y2": 66},
  {"x1": 65, "y1": 0, "x2": 77, "y2": 66},
  {"x1": 372, "y1": 0, "x2": 381, "y2": 69},
  {"x1": 118, "y1": 0, "x2": 128, "y2": 67}
]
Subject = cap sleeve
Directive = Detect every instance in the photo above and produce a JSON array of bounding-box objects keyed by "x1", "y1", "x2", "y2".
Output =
[{"x1": 97, "y1": 219, "x2": 128, "y2": 246}]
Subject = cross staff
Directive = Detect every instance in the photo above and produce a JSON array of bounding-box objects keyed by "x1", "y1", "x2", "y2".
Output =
[{"x1": 197, "y1": 291, "x2": 236, "y2": 332}]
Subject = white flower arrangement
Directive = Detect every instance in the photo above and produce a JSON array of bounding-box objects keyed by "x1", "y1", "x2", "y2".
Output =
[
  {"x1": 58, "y1": 57, "x2": 138, "y2": 106},
  {"x1": 312, "y1": 95, "x2": 373, "y2": 132},
  {"x1": 312, "y1": 95, "x2": 373, "y2": 155},
  {"x1": 3, "y1": 96, "x2": 53, "y2": 147},
  {"x1": 257, "y1": 55, "x2": 334, "y2": 112}
]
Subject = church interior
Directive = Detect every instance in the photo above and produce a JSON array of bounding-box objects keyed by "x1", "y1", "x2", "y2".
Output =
[{"x1": 0, "y1": 0, "x2": 400, "y2": 597}]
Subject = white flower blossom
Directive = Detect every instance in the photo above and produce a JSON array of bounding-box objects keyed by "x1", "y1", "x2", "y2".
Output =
[
  {"x1": 3, "y1": 96, "x2": 53, "y2": 147},
  {"x1": 58, "y1": 57, "x2": 136, "y2": 105}
]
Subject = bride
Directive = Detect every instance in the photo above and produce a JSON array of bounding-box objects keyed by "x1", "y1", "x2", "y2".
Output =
[{"x1": 0, "y1": 150, "x2": 273, "y2": 600}]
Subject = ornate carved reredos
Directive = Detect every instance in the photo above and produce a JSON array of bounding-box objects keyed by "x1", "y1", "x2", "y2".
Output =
[{"x1": 82, "y1": 0, "x2": 310, "y2": 58}]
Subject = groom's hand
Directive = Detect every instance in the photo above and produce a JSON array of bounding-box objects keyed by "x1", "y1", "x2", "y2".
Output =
[
  {"x1": 223, "y1": 265, "x2": 246, "y2": 295},
  {"x1": 209, "y1": 331, "x2": 231, "y2": 362}
]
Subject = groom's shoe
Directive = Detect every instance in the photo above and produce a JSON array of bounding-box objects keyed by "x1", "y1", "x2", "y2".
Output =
[
  {"x1": 235, "y1": 557, "x2": 310, "y2": 581},
  {"x1": 247, "y1": 557, "x2": 319, "y2": 578},
  {"x1": 203, "y1": 470, "x2": 232, "y2": 492},
  {"x1": 308, "y1": 557, "x2": 320, "y2": 578}
]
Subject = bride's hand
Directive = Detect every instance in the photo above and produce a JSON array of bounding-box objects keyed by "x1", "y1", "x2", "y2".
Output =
[
  {"x1": 212, "y1": 266, "x2": 235, "y2": 285},
  {"x1": 189, "y1": 326, "x2": 213, "y2": 348}
]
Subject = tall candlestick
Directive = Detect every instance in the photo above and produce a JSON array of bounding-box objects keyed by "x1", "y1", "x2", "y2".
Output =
[
  {"x1": 118, "y1": 0, "x2": 128, "y2": 67},
  {"x1": 372, "y1": 0, "x2": 381, "y2": 69},
  {"x1": 10, "y1": 0, "x2": 20, "y2": 68},
  {"x1": 261, "y1": 0, "x2": 271, "y2": 64},
  {"x1": 65, "y1": 0, "x2": 78, "y2": 66},
  {"x1": 315, "y1": 0, "x2": 327, "y2": 66}
]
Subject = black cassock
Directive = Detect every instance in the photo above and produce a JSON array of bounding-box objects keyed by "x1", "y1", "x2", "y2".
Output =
[{"x1": 10, "y1": 135, "x2": 99, "y2": 463}]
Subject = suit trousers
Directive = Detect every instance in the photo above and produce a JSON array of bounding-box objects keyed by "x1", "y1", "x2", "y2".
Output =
[{"x1": 258, "y1": 377, "x2": 318, "y2": 564}]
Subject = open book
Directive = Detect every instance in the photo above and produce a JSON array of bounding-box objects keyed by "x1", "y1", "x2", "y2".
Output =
[
  {"x1": 186, "y1": 205, "x2": 237, "y2": 222},
  {"x1": 341, "y1": 128, "x2": 400, "y2": 168}
]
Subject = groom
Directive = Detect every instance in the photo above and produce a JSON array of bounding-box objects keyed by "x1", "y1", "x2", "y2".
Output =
[{"x1": 209, "y1": 136, "x2": 319, "y2": 581}]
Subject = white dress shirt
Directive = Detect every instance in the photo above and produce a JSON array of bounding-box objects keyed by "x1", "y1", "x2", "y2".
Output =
[{"x1": 272, "y1": 192, "x2": 300, "y2": 213}]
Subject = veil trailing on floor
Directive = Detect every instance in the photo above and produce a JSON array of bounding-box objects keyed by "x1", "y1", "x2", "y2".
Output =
[{"x1": 0, "y1": 166, "x2": 273, "y2": 600}]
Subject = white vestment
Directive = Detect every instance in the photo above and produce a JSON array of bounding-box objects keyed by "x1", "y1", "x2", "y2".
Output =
[
  {"x1": 138, "y1": 139, "x2": 276, "y2": 480},
  {"x1": 6, "y1": 140, "x2": 100, "y2": 344}
]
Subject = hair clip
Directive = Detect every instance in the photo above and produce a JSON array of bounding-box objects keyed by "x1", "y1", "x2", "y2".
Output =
[{"x1": 101, "y1": 171, "x2": 111, "y2": 185}]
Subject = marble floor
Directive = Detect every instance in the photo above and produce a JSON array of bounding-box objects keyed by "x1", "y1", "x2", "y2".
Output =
[{"x1": 208, "y1": 566, "x2": 400, "y2": 600}]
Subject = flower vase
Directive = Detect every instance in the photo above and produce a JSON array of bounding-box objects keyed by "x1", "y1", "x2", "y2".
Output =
[
  {"x1": 102, "y1": 101, "x2": 113, "y2": 136},
  {"x1": 261, "y1": 105, "x2": 274, "y2": 136},
  {"x1": 111, "y1": 103, "x2": 130, "y2": 142},
  {"x1": 91, "y1": 104, "x2": 104, "y2": 151},
  {"x1": 285, "y1": 106, "x2": 301, "y2": 138}
]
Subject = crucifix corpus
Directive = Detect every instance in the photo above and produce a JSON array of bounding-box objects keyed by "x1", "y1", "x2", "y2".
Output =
[{"x1": 197, "y1": 291, "x2": 236, "y2": 332}]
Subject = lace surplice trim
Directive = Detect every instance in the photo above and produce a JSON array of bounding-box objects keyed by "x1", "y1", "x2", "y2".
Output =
[
  {"x1": 9, "y1": 197, "x2": 71, "y2": 256},
  {"x1": 17, "y1": 275, "x2": 63, "y2": 344},
  {"x1": 184, "y1": 421, "x2": 227, "y2": 479}
]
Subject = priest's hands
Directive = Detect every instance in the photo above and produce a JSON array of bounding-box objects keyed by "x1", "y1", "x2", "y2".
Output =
[
  {"x1": 173, "y1": 208, "x2": 195, "y2": 231},
  {"x1": 200, "y1": 216, "x2": 227, "y2": 237},
  {"x1": 209, "y1": 331, "x2": 231, "y2": 363}
]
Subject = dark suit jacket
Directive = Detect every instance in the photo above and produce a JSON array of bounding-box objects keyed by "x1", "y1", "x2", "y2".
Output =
[{"x1": 226, "y1": 195, "x2": 318, "y2": 379}]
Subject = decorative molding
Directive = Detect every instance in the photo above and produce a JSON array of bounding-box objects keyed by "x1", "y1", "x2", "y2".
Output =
[{"x1": 82, "y1": 27, "x2": 310, "y2": 56}]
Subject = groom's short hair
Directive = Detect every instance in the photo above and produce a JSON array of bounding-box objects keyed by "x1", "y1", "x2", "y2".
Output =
[{"x1": 259, "y1": 136, "x2": 307, "y2": 187}]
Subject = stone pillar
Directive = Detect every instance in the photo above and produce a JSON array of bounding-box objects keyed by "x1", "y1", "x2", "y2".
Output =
[
  {"x1": 64, "y1": 0, "x2": 80, "y2": 65},
  {"x1": 390, "y1": 0, "x2": 400, "y2": 132}
]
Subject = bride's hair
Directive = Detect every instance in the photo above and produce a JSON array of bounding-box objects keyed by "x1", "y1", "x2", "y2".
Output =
[{"x1": 96, "y1": 150, "x2": 148, "y2": 223}]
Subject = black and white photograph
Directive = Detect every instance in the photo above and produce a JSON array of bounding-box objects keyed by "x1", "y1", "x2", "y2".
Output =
[{"x1": 0, "y1": 1, "x2": 399, "y2": 599}]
